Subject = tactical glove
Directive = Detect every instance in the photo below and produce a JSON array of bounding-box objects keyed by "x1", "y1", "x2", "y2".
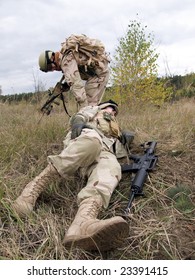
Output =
[
  {"x1": 53, "y1": 82, "x2": 63, "y2": 94},
  {"x1": 71, "y1": 116, "x2": 87, "y2": 139},
  {"x1": 53, "y1": 81, "x2": 70, "y2": 95},
  {"x1": 119, "y1": 131, "x2": 135, "y2": 147},
  {"x1": 61, "y1": 82, "x2": 70, "y2": 92}
]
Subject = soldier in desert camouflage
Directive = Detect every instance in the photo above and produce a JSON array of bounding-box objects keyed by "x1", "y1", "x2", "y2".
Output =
[
  {"x1": 13, "y1": 100, "x2": 133, "y2": 251},
  {"x1": 38, "y1": 34, "x2": 110, "y2": 108}
]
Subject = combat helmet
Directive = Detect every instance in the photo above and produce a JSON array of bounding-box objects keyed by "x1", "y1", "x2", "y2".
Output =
[
  {"x1": 38, "y1": 50, "x2": 55, "y2": 72},
  {"x1": 98, "y1": 99, "x2": 119, "y2": 115}
]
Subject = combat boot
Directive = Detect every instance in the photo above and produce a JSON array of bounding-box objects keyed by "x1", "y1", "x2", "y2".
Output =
[
  {"x1": 64, "y1": 196, "x2": 129, "y2": 251},
  {"x1": 13, "y1": 163, "x2": 60, "y2": 217}
]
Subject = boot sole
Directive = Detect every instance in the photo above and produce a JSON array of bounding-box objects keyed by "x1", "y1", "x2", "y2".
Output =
[{"x1": 64, "y1": 218, "x2": 129, "y2": 251}]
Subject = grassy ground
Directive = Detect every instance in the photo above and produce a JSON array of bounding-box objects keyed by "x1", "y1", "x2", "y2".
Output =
[{"x1": 0, "y1": 97, "x2": 194, "y2": 260}]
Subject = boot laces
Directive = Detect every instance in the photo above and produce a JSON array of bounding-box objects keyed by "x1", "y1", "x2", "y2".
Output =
[
  {"x1": 26, "y1": 176, "x2": 49, "y2": 199},
  {"x1": 27, "y1": 164, "x2": 57, "y2": 199},
  {"x1": 86, "y1": 199, "x2": 101, "y2": 218}
]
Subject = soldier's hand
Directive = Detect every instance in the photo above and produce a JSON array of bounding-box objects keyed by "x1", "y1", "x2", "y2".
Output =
[
  {"x1": 54, "y1": 82, "x2": 62, "y2": 94},
  {"x1": 71, "y1": 116, "x2": 92, "y2": 139},
  {"x1": 61, "y1": 82, "x2": 70, "y2": 92},
  {"x1": 119, "y1": 131, "x2": 135, "y2": 146},
  {"x1": 71, "y1": 123, "x2": 87, "y2": 139},
  {"x1": 71, "y1": 116, "x2": 86, "y2": 139}
]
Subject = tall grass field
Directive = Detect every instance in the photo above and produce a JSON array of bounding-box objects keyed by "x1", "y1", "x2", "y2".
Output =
[{"x1": 0, "y1": 97, "x2": 194, "y2": 260}]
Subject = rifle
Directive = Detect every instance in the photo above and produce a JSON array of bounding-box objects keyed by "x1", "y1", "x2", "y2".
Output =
[
  {"x1": 40, "y1": 76, "x2": 70, "y2": 118},
  {"x1": 121, "y1": 141, "x2": 158, "y2": 215}
]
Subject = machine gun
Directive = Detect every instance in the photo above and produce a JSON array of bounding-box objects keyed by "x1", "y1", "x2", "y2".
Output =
[
  {"x1": 121, "y1": 141, "x2": 158, "y2": 215},
  {"x1": 40, "y1": 76, "x2": 70, "y2": 117}
]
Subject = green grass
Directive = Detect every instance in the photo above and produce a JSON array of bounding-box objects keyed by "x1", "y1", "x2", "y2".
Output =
[{"x1": 0, "y1": 97, "x2": 195, "y2": 260}]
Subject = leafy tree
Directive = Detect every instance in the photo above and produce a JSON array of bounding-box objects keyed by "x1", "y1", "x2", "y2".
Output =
[{"x1": 111, "y1": 19, "x2": 171, "y2": 105}]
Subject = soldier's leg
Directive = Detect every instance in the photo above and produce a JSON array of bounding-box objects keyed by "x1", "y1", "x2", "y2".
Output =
[
  {"x1": 48, "y1": 129, "x2": 102, "y2": 178},
  {"x1": 61, "y1": 52, "x2": 88, "y2": 107},
  {"x1": 77, "y1": 150, "x2": 121, "y2": 208},
  {"x1": 64, "y1": 150, "x2": 129, "y2": 251},
  {"x1": 85, "y1": 62, "x2": 109, "y2": 106},
  {"x1": 13, "y1": 163, "x2": 60, "y2": 216},
  {"x1": 14, "y1": 130, "x2": 102, "y2": 216}
]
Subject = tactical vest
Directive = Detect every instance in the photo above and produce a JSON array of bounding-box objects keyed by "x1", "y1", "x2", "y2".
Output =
[{"x1": 93, "y1": 111, "x2": 121, "y2": 138}]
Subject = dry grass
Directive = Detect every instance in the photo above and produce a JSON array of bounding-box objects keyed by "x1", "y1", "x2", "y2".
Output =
[{"x1": 0, "y1": 97, "x2": 194, "y2": 260}]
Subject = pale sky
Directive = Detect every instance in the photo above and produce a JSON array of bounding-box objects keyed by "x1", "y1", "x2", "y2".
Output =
[{"x1": 1, "y1": 0, "x2": 195, "y2": 95}]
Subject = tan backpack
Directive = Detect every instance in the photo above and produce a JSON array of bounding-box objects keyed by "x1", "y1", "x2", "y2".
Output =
[{"x1": 60, "y1": 34, "x2": 109, "y2": 66}]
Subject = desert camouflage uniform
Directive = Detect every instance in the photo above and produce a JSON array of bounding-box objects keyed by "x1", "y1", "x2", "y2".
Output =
[
  {"x1": 48, "y1": 105, "x2": 126, "y2": 208},
  {"x1": 13, "y1": 102, "x2": 130, "y2": 250},
  {"x1": 59, "y1": 35, "x2": 110, "y2": 107}
]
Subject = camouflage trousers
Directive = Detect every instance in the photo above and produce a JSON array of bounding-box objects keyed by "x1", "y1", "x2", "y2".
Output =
[
  {"x1": 48, "y1": 129, "x2": 121, "y2": 208},
  {"x1": 60, "y1": 51, "x2": 109, "y2": 106}
]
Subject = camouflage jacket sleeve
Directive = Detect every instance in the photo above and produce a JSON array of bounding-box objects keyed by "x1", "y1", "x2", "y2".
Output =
[{"x1": 70, "y1": 105, "x2": 100, "y2": 124}]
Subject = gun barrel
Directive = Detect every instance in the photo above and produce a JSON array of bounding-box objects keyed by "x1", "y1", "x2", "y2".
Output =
[
  {"x1": 131, "y1": 168, "x2": 148, "y2": 192},
  {"x1": 147, "y1": 141, "x2": 157, "y2": 154},
  {"x1": 125, "y1": 191, "x2": 135, "y2": 214}
]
